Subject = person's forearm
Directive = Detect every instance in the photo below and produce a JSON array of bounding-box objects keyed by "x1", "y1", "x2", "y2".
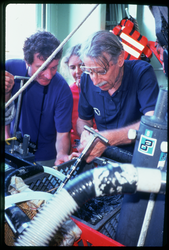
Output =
[
  {"x1": 100, "y1": 111, "x2": 154, "y2": 147},
  {"x1": 76, "y1": 117, "x2": 93, "y2": 136},
  {"x1": 101, "y1": 121, "x2": 140, "y2": 146},
  {"x1": 79, "y1": 121, "x2": 141, "y2": 163},
  {"x1": 55, "y1": 132, "x2": 71, "y2": 165},
  {"x1": 56, "y1": 132, "x2": 71, "y2": 156}
]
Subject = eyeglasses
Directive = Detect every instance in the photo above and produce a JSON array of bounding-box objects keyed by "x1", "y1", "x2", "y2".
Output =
[{"x1": 80, "y1": 66, "x2": 107, "y2": 76}]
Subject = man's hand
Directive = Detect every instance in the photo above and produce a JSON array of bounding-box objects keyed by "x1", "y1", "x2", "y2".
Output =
[
  {"x1": 54, "y1": 151, "x2": 80, "y2": 166},
  {"x1": 77, "y1": 129, "x2": 107, "y2": 163},
  {"x1": 5, "y1": 71, "x2": 14, "y2": 94},
  {"x1": 77, "y1": 129, "x2": 92, "y2": 152},
  {"x1": 54, "y1": 153, "x2": 70, "y2": 166}
]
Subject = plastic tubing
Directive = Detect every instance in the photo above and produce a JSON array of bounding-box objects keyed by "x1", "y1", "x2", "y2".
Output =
[
  {"x1": 5, "y1": 165, "x2": 65, "y2": 196},
  {"x1": 43, "y1": 166, "x2": 65, "y2": 181},
  {"x1": 5, "y1": 165, "x2": 44, "y2": 196},
  {"x1": 5, "y1": 191, "x2": 53, "y2": 209},
  {"x1": 15, "y1": 163, "x2": 166, "y2": 246}
]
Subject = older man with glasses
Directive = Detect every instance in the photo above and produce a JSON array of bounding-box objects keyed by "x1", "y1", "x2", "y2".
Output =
[{"x1": 76, "y1": 30, "x2": 159, "y2": 163}]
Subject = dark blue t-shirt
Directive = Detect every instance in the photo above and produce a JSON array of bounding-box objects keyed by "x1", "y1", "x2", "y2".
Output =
[
  {"x1": 78, "y1": 60, "x2": 159, "y2": 152},
  {"x1": 6, "y1": 59, "x2": 73, "y2": 161}
]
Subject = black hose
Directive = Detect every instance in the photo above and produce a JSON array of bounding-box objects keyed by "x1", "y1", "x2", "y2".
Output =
[
  {"x1": 66, "y1": 163, "x2": 137, "y2": 207},
  {"x1": 102, "y1": 146, "x2": 133, "y2": 163}
]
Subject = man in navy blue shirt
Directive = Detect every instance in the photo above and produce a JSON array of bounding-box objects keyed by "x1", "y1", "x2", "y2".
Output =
[
  {"x1": 77, "y1": 31, "x2": 159, "y2": 162},
  {"x1": 5, "y1": 31, "x2": 73, "y2": 166}
]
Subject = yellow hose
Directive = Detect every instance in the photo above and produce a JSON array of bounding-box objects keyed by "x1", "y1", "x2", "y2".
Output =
[{"x1": 5, "y1": 137, "x2": 17, "y2": 145}]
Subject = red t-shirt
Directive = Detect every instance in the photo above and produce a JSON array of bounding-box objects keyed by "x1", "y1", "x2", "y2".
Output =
[
  {"x1": 70, "y1": 83, "x2": 80, "y2": 152},
  {"x1": 70, "y1": 82, "x2": 97, "y2": 152}
]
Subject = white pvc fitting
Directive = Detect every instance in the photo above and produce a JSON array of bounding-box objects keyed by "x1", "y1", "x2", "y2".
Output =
[
  {"x1": 160, "y1": 141, "x2": 168, "y2": 153},
  {"x1": 128, "y1": 129, "x2": 137, "y2": 140},
  {"x1": 136, "y1": 167, "x2": 161, "y2": 193}
]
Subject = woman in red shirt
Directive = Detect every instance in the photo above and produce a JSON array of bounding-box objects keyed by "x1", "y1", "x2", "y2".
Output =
[
  {"x1": 61, "y1": 44, "x2": 96, "y2": 152},
  {"x1": 60, "y1": 44, "x2": 83, "y2": 152}
]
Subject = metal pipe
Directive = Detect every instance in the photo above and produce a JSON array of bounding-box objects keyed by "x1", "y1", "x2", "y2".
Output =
[
  {"x1": 125, "y1": 8, "x2": 130, "y2": 19},
  {"x1": 5, "y1": 4, "x2": 99, "y2": 109},
  {"x1": 137, "y1": 193, "x2": 157, "y2": 246},
  {"x1": 153, "y1": 88, "x2": 168, "y2": 121}
]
